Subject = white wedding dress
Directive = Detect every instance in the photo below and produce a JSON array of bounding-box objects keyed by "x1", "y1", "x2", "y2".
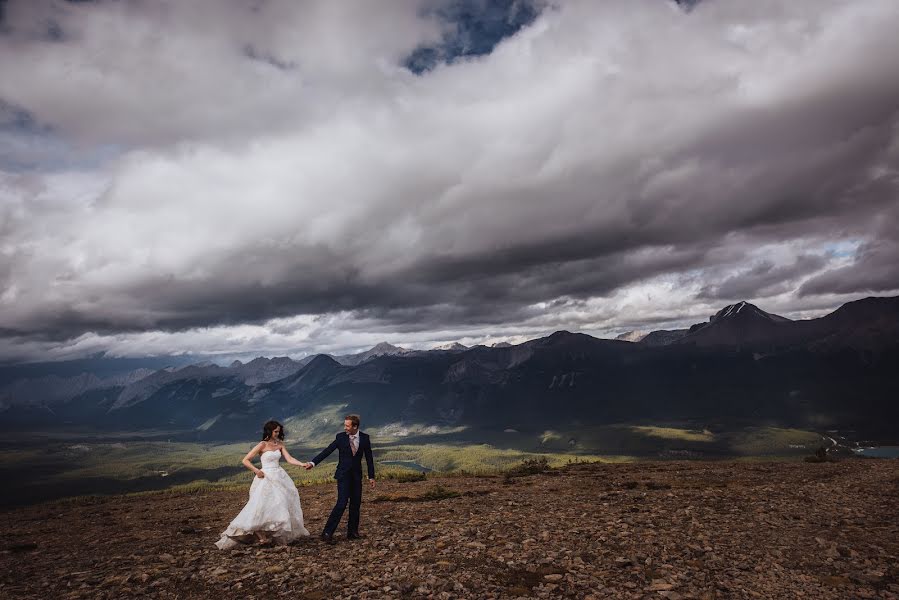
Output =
[{"x1": 215, "y1": 450, "x2": 310, "y2": 549}]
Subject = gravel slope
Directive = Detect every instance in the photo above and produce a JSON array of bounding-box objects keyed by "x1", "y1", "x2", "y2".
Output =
[{"x1": 1, "y1": 460, "x2": 898, "y2": 599}]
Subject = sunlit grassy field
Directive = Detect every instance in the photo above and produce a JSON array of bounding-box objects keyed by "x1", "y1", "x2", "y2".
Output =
[{"x1": 0, "y1": 424, "x2": 829, "y2": 507}]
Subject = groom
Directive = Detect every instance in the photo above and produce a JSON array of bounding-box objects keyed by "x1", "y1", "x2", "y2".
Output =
[{"x1": 305, "y1": 413, "x2": 375, "y2": 542}]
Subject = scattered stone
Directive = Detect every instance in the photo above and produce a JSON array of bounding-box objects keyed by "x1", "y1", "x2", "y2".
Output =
[
  {"x1": 648, "y1": 580, "x2": 675, "y2": 591},
  {"x1": 1, "y1": 460, "x2": 897, "y2": 599}
]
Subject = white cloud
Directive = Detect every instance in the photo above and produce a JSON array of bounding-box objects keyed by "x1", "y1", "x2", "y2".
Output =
[{"x1": 1, "y1": 0, "x2": 898, "y2": 361}]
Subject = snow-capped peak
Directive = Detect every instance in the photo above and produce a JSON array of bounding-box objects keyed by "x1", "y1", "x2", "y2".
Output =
[
  {"x1": 433, "y1": 342, "x2": 469, "y2": 352},
  {"x1": 721, "y1": 301, "x2": 748, "y2": 318},
  {"x1": 711, "y1": 301, "x2": 790, "y2": 324},
  {"x1": 616, "y1": 330, "x2": 649, "y2": 343}
]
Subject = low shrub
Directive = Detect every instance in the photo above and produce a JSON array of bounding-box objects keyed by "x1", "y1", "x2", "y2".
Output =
[
  {"x1": 804, "y1": 446, "x2": 835, "y2": 463},
  {"x1": 390, "y1": 471, "x2": 427, "y2": 483},
  {"x1": 506, "y1": 456, "x2": 550, "y2": 478},
  {"x1": 372, "y1": 484, "x2": 461, "y2": 503},
  {"x1": 419, "y1": 484, "x2": 461, "y2": 501}
]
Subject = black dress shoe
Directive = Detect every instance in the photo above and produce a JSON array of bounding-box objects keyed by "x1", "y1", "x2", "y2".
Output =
[
  {"x1": 320, "y1": 532, "x2": 334, "y2": 544},
  {"x1": 347, "y1": 532, "x2": 364, "y2": 540}
]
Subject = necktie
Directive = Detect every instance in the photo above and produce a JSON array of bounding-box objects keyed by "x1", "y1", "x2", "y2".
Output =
[{"x1": 350, "y1": 436, "x2": 358, "y2": 455}]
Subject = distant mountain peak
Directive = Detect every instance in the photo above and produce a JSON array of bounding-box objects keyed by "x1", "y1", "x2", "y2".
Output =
[
  {"x1": 491, "y1": 341, "x2": 512, "y2": 348},
  {"x1": 717, "y1": 300, "x2": 752, "y2": 318},
  {"x1": 369, "y1": 342, "x2": 404, "y2": 353},
  {"x1": 433, "y1": 342, "x2": 469, "y2": 352},
  {"x1": 677, "y1": 300, "x2": 794, "y2": 345},
  {"x1": 304, "y1": 354, "x2": 341, "y2": 369},
  {"x1": 616, "y1": 330, "x2": 648, "y2": 343},
  {"x1": 536, "y1": 330, "x2": 593, "y2": 347},
  {"x1": 331, "y1": 342, "x2": 409, "y2": 366},
  {"x1": 547, "y1": 330, "x2": 576, "y2": 340},
  {"x1": 710, "y1": 301, "x2": 790, "y2": 324}
]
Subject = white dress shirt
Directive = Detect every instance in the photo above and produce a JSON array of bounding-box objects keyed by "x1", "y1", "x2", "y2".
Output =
[{"x1": 308, "y1": 432, "x2": 360, "y2": 468}]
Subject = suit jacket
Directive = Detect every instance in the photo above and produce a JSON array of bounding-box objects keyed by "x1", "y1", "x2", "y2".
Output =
[{"x1": 312, "y1": 431, "x2": 375, "y2": 480}]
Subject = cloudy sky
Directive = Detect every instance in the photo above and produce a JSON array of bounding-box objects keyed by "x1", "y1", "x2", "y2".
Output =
[{"x1": 1, "y1": 0, "x2": 898, "y2": 363}]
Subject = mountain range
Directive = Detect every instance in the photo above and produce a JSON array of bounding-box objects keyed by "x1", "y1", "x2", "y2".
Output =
[{"x1": 2, "y1": 296, "x2": 898, "y2": 441}]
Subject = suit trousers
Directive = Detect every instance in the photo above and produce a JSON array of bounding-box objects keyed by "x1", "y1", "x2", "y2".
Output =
[{"x1": 323, "y1": 474, "x2": 362, "y2": 536}]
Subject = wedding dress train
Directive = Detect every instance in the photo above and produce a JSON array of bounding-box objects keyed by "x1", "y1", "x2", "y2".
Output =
[{"x1": 215, "y1": 450, "x2": 309, "y2": 549}]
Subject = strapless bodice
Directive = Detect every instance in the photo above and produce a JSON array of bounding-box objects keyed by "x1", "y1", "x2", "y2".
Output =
[{"x1": 261, "y1": 449, "x2": 282, "y2": 469}]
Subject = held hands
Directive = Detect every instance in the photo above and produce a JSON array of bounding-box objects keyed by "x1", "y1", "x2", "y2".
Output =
[{"x1": 303, "y1": 463, "x2": 314, "y2": 470}]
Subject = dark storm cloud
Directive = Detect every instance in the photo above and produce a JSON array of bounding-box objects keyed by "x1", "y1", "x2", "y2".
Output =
[
  {"x1": 799, "y1": 205, "x2": 899, "y2": 297},
  {"x1": 5, "y1": 236, "x2": 707, "y2": 340},
  {"x1": 1, "y1": 0, "x2": 899, "y2": 361},
  {"x1": 699, "y1": 254, "x2": 828, "y2": 301}
]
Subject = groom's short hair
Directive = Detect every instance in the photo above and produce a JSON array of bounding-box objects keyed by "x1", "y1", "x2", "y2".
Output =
[{"x1": 345, "y1": 414, "x2": 360, "y2": 427}]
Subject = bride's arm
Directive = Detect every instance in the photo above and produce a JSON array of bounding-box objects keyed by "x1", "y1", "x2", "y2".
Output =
[
  {"x1": 280, "y1": 446, "x2": 308, "y2": 468},
  {"x1": 242, "y1": 442, "x2": 266, "y2": 478}
]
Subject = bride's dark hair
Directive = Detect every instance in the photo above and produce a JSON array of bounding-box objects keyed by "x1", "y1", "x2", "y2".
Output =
[{"x1": 262, "y1": 420, "x2": 285, "y2": 441}]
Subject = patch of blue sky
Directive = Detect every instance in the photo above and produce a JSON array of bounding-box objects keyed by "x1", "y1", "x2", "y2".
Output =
[
  {"x1": 404, "y1": 0, "x2": 543, "y2": 74},
  {"x1": 0, "y1": 100, "x2": 120, "y2": 172},
  {"x1": 0, "y1": 128, "x2": 121, "y2": 173},
  {"x1": 822, "y1": 240, "x2": 861, "y2": 259},
  {"x1": 674, "y1": 0, "x2": 701, "y2": 10},
  {"x1": 403, "y1": 0, "x2": 699, "y2": 74}
]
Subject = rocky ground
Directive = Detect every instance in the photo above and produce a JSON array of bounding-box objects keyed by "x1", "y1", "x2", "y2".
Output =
[{"x1": 1, "y1": 459, "x2": 898, "y2": 599}]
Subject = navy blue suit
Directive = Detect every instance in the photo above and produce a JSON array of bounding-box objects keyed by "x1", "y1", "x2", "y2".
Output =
[{"x1": 311, "y1": 431, "x2": 375, "y2": 537}]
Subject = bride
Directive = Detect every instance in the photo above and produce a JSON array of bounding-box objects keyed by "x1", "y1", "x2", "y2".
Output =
[{"x1": 215, "y1": 420, "x2": 311, "y2": 549}]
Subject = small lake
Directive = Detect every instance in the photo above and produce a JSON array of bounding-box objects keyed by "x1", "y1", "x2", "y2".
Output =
[
  {"x1": 851, "y1": 446, "x2": 899, "y2": 458},
  {"x1": 381, "y1": 460, "x2": 432, "y2": 473}
]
